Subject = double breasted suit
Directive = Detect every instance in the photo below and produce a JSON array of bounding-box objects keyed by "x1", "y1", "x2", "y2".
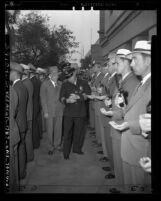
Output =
[
  {"x1": 9, "y1": 86, "x2": 20, "y2": 191},
  {"x1": 111, "y1": 72, "x2": 140, "y2": 187},
  {"x1": 40, "y1": 79, "x2": 64, "y2": 151},
  {"x1": 22, "y1": 78, "x2": 34, "y2": 162},
  {"x1": 30, "y1": 76, "x2": 42, "y2": 149},
  {"x1": 13, "y1": 80, "x2": 28, "y2": 179},
  {"x1": 121, "y1": 77, "x2": 151, "y2": 186},
  {"x1": 60, "y1": 79, "x2": 91, "y2": 157}
]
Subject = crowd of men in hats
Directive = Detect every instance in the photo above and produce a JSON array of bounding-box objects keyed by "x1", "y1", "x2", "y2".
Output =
[{"x1": 9, "y1": 40, "x2": 151, "y2": 193}]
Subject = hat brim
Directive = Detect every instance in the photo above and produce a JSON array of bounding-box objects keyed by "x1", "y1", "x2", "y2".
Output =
[{"x1": 132, "y1": 51, "x2": 151, "y2": 55}]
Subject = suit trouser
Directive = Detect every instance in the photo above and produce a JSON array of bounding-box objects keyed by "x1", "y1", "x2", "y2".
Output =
[
  {"x1": 9, "y1": 144, "x2": 19, "y2": 192},
  {"x1": 46, "y1": 116, "x2": 63, "y2": 151},
  {"x1": 111, "y1": 134, "x2": 124, "y2": 187},
  {"x1": 18, "y1": 132, "x2": 27, "y2": 180},
  {"x1": 104, "y1": 124, "x2": 114, "y2": 170},
  {"x1": 32, "y1": 113, "x2": 40, "y2": 149},
  {"x1": 63, "y1": 116, "x2": 86, "y2": 156},
  {"x1": 100, "y1": 113, "x2": 108, "y2": 157},
  {"x1": 122, "y1": 161, "x2": 151, "y2": 192},
  {"x1": 42, "y1": 110, "x2": 46, "y2": 133},
  {"x1": 89, "y1": 101, "x2": 95, "y2": 129},
  {"x1": 94, "y1": 101, "x2": 102, "y2": 144},
  {"x1": 38, "y1": 111, "x2": 43, "y2": 139},
  {"x1": 25, "y1": 121, "x2": 34, "y2": 162}
]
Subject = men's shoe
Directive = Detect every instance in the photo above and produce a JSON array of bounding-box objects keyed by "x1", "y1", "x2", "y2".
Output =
[
  {"x1": 99, "y1": 157, "x2": 109, "y2": 162},
  {"x1": 109, "y1": 188, "x2": 121, "y2": 194},
  {"x1": 64, "y1": 155, "x2": 69, "y2": 160},
  {"x1": 73, "y1": 151, "x2": 84, "y2": 155},
  {"x1": 20, "y1": 170, "x2": 27, "y2": 180},
  {"x1": 97, "y1": 151, "x2": 103, "y2": 154},
  {"x1": 48, "y1": 150, "x2": 54, "y2": 155},
  {"x1": 105, "y1": 173, "x2": 115, "y2": 179},
  {"x1": 92, "y1": 140, "x2": 97, "y2": 144},
  {"x1": 102, "y1": 167, "x2": 111, "y2": 171}
]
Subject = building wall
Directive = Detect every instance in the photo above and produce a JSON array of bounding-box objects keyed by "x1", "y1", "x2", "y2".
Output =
[{"x1": 99, "y1": 10, "x2": 157, "y2": 60}]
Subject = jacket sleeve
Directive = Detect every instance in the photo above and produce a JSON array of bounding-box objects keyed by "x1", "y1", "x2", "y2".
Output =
[
  {"x1": 40, "y1": 82, "x2": 48, "y2": 114},
  {"x1": 128, "y1": 119, "x2": 142, "y2": 135},
  {"x1": 59, "y1": 83, "x2": 67, "y2": 104}
]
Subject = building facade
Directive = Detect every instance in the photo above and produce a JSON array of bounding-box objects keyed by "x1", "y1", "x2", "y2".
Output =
[{"x1": 98, "y1": 10, "x2": 157, "y2": 62}]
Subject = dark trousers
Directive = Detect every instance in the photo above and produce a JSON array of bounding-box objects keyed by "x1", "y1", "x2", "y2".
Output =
[
  {"x1": 10, "y1": 144, "x2": 19, "y2": 192},
  {"x1": 25, "y1": 121, "x2": 34, "y2": 162},
  {"x1": 18, "y1": 132, "x2": 27, "y2": 180},
  {"x1": 63, "y1": 116, "x2": 86, "y2": 156},
  {"x1": 32, "y1": 113, "x2": 41, "y2": 149}
]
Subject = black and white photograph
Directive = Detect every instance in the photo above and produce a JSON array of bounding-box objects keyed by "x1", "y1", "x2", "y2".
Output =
[{"x1": 4, "y1": 1, "x2": 157, "y2": 194}]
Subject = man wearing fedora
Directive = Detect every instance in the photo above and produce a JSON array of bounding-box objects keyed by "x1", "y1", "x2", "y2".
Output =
[
  {"x1": 101, "y1": 49, "x2": 140, "y2": 193},
  {"x1": 110, "y1": 41, "x2": 151, "y2": 192},
  {"x1": 59, "y1": 65, "x2": 91, "y2": 159},
  {"x1": 10, "y1": 62, "x2": 28, "y2": 180},
  {"x1": 29, "y1": 64, "x2": 42, "y2": 149},
  {"x1": 20, "y1": 64, "x2": 34, "y2": 162},
  {"x1": 40, "y1": 66, "x2": 64, "y2": 155}
]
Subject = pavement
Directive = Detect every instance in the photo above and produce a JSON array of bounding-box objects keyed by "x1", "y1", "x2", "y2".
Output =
[{"x1": 18, "y1": 128, "x2": 137, "y2": 194}]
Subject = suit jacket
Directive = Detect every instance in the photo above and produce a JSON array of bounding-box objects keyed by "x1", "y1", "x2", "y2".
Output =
[
  {"x1": 22, "y1": 78, "x2": 33, "y2": 121},
  {"x1": 59, "y1": 79, "x2": 91, "y2": 117},
  {"x1": 121, "y1": 77, "x2": 151, "y2": 166},
  {"x1": 13, "y1": 80, "x2": 28, "y2": 133},
  {"x1": 93, "y1": 72, "x2": 105, "y2": 88},
  {"x1": 112, "y1": 72, "x2": 140, "y2": 139},
  {"x1": 30, "y1": 76, "x2": 41, "y2": 117},
  {"x1": 40, "y1": 79, "x2": 64, "y2": 117},
  {"x1": 9, "y1": 86, "x2": 20, "y2": 146}
]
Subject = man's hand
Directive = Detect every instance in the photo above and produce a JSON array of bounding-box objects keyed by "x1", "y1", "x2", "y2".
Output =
[
  {"x1": 139, "y1": 114, "x2": 151, "y2": 133},
  {"x1": 44, "y1": 113, "x2": 49, "y2": 118},
  {"x1": 100, "y1": 108, "x2": 113, "y2": 116},
  {"x1": 66, "y1": 96, "x2": 77, "y2": 103},
  {"x1": 109, "y1": 121, "x2": 129, "y2": 131},
  {"x1": 139, "y1": 157, "x2": 151, "y2": 173},
  {"x1": 104, "y1": 98, "x2": 112, "y2": 107},
  {"x1": 95, "y1": 95, "x2": 107, "y2": 101}
]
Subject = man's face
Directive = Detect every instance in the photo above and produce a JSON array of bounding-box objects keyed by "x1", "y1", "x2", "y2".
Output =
[
  {"x1": 108, "y1": 58, "x2": 116, "y2": 74},
  {"x1": 115, "y1": 56, "x2": 125, "y2": 74},
  {"x1": 10, "y1": 70, "x2": 15, "y2": 82},
  {"x1": 131, "y1": 53, "x2": 150, "y2": 76},
  {"x1": 50, "y1": 68, "x2": 59, "y2": 81}
]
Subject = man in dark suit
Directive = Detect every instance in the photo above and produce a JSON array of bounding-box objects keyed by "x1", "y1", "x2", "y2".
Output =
[
  {"x1": 9, "y1": 86, "x2": 20, "y2": 192},
  {"x1": 29, "y1": 64, "x2": 42, "y2": 149},
  {"x1": 10, "y1": 62, "x2": 28, "y2": 180},
  {"x1": 59, "y1": 66, "x2": 91, "y2": 159},
  {"x1": 40, "y1": 66, "x2": 64, "y2": 155},
  {"x1": 21, "y1": 64, "x2": 34, "y2": 162}
]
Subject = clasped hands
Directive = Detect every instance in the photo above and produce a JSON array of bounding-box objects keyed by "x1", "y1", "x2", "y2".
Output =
[{"x1": 66, "y1": 93, "x2": 80, "y2": 103}]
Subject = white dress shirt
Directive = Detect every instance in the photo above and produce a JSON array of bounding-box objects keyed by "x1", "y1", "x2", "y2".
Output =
[
  {"x1": 12, "y1": 79, "x2": 20, "y2": 87},
  {"x1": 141, "y1": 73, "x2": 151, "y2": 85}
]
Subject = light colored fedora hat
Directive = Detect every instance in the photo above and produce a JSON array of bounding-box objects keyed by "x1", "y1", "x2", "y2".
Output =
[
  {"x1": 116, "y1": 49, "x2": 132, "y2": 60},
  {"x1": 133, "y1": 40, "x2": 151, "y2": 55}
]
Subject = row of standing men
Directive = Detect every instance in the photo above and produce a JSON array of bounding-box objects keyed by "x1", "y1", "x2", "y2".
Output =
[{"x1": 88, "y1": 40, "x2": 151, "y2": 193}]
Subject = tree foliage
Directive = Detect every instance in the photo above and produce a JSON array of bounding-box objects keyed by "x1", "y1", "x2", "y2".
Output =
[{"x1": 10, "y1": 11, "x2": 79, "y2": 68}]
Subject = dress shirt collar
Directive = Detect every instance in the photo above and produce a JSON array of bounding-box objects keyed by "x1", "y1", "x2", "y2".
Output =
[
  {"x1": 104, "y1": 72, "x2": 109, "y2": 78},
  {"x1": 50, "y1": 78, "x2": 57, "y2": 87},
  {"x1": 122, "y1": 72, "x2": 131, "y2": 81},
  {"x1": 109, "y1": 72, "x2": 116, "y2": 80},
  {"x1": 12, "y1": 79, "x2": 20, "y2": 86},
  {"x1": 141, "y1": 72, "x2": 151, "y2": 85}
]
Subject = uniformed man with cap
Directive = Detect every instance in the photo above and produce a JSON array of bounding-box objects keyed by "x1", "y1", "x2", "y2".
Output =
[
  {"x1": 20, "y1": 63, "x2": 34, "y2": 162},
  {"x1": 29, "y1": 63, "x2": 42, "y2": 149},
  {"x1": 101, "y1": 49, "x2": 140, "y2": 193},
  {"x1": 40, "y1": 66, "x2": 64, "y2": 155},
  {"x1": 59, "y1": 65, "x2": 91, "y2": 159},
  {"x1": 10, "y1": 62, "x2": 28, "y2": 180},
  {"x1": 108, "y1": 41, "x2": 151, "y2": 192}
]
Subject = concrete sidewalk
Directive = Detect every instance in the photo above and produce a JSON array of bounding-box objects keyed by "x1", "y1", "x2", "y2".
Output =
[{"x1": 19, "y1": 129, "x2": 118, "y2": 193}]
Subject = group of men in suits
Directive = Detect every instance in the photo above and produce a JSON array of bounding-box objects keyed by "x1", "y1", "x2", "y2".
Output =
[
  {"x1": 88, "y1": 40, "x2": 151, "y2": 193},
  {"x1": 9, "y1": 62, "x2": 46, "y2": 192},
  {"x1": 9, "y1": 62, "x2": 91, "y2": 192}
]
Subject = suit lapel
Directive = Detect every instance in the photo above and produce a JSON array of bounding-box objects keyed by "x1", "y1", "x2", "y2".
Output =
[{"x1": 126, "y1": 77, "x2": 151, "y2": 112}]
